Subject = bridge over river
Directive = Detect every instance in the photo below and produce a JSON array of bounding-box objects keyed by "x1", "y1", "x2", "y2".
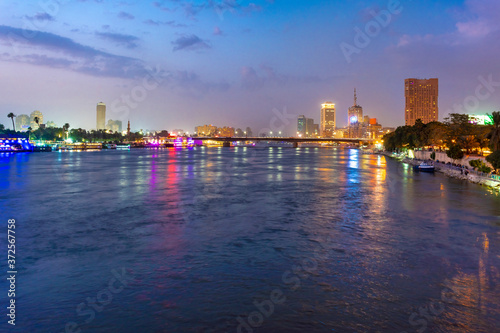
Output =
[{"x1": 194, "y1": 137, "x2": 377, "y2": 147}]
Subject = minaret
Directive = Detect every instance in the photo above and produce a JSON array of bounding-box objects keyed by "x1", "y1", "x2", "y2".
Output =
[
  {"x1": 127, "y1": 120, "x2": 130, "y2": 135},
  {"x1": 354, "y1": 88, "x2": 357, "y2": 106}
]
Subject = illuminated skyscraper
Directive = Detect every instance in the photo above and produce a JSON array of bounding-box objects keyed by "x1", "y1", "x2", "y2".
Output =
[
  {"x1": 30, "y1": 110, "x2": 43, "y2": 130},
  {"x1": 96, "y1": 102, "x2": 106, "y2": 130},
  {"x1": 405, "y1": 78, "x2": 438, "y2": 126},
  {"x1": 348, "y1": 88, "x2": 363, "y2": 125},
  {"x1": 320, "y1": 102, "x2": 336, "y2": 137}
]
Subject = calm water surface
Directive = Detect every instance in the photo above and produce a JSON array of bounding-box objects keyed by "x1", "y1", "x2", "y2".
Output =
[{"x1": 0, "y1": 148, "x2": 499, "y2": 332}]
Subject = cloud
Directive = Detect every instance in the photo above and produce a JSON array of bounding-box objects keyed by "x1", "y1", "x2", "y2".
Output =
[
  {"x1": 118, "y1": 11, "x2": 135, "y2": 20},
  {"x1": 169, "y1": 70, "x2": 230, "y2": 97},
  {"x1": 143, "y1": 19, "x2": 187, "y2": 28},
  {"x1": 95, "y1": 32, "x2": 140, "y2": 49},
  {"x1": 240, "y1": 64, "x2": 322, "y2": 91},
  {"x1": 213, "y1": 26, "x2": 223, "y2": 35},
  {"x1": 25, "y1": 12, "x2": 55, "y2": 22},
  {"x1": 153, "y1": 0, "x2": 265, "y2": 19},
  {"x1": 171, "y1": 34, "x2": 211, "y2": 51},
  {"x1": 0, "y1": 25, "x2": 149, "y2": 79},
  {"x1": 456, "y1": 20, "x2": 492, "y2": 38},
  {"x1": 241, "y1": 66, "x2": 263, "y2": 90}
]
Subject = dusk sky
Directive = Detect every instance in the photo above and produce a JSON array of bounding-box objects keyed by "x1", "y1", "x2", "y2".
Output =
[{"x1": 1, "y1": 0, "x2": 499, "y2": 134}]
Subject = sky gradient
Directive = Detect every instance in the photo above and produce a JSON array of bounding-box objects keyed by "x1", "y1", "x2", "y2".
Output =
[{"x1": 1, "y1": 0, "x2": 499, "y2": 134}]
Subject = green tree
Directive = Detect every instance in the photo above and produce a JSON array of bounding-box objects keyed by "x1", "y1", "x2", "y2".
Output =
[
  {"x1": 0, "y1": 123, "x2": 4, "y2": 131},
  {"x1": 444, "y1": 113, "x2": 476, "y2": 153},
  {"x1": 446, "y1": 144, "x2": 464, "y2": 161},
  {"x1": 7, "y1": 113, "x2": 16, "y2": 131},
  {"x1": 27, "y1": 126, "x2": 32, "y2": 140},
  {"x1": 486, "y1": 151, "x2": 500, "y2": 173},
  {"x1": 430, "y1": 151, "x2": 436, "y2": 160},
  {"x1": 487, "y1": 111, "x2": 500, "y2": 151}
]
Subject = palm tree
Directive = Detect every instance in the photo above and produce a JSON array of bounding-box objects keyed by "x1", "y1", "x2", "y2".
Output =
[
  {"x1": 27, "y1": 126, "x2": 32, "y2": 141},
  {"x1": 63, "y1": 123, "x2": 70, "y2": 138},
  {"x1": 487, "y1": 111, "x2": 500, "y2": 151},
  {"x1": 7, "y1": 113, "x2": 15, "y2": 131}
]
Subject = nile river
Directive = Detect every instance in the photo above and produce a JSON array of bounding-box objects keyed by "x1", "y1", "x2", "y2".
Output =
[{"x1": 0, "y1": 148, "x2": 499, "y2": 332}]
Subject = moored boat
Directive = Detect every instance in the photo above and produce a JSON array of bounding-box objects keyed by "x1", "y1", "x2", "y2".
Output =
[{"x1": 414, "y1": 162, "x2": 435, "y2": 172}]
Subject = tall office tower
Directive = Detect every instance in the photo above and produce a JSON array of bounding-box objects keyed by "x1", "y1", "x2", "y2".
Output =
[
  {"x1": 16, "y1": 114, "x2": 30, "y2": 132},
  {"x1": 348, "y1": 88, "x2": 363, "y2": 125},
  {"x1": 306, "y1": 118, "x2": 315, "y2": 137},
  {"x1": 30, "y1": 110, "x2": 44, "y2": 130},
  {"x1": 320, "y1": 102, "x2": 336, "y2": 137},
  {"x1": 96, "y1": 102, "x2": 106, "y2": 130},
  {"x1": 297, "y1": 115, "x2": 306, "y2": 137},
  {"x1": 405, "y1": 78, "x2": 438, "y2": 126}
]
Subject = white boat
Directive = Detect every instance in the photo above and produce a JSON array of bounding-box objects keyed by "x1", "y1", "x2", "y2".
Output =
[{"x1": 415, "y1": 162, "x2": 435, "y2": 172}]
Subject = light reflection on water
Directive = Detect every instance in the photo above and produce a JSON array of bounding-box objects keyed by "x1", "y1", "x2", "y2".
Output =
[{"x1": 0, "y1": 148, "x2": 499, "y2": 332}]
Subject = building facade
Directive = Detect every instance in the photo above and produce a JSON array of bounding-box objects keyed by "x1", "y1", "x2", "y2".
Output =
[
  {"x1": 195, "y1": 125, "x2": 218, "y2": 137},
  {"x1": 106, "y1": 119, "x2": 122, "y2": 133},
  {"x1": 405, "y1": 78, "x2": 439, "y2": 126},
  {"x1": 30, "y1": 110, "x2": 43, "y2": 130},
  {"x1": 320, "y1": 102, "x2": 336, "y2": 137},
  {"x1": 96, "y1": 102, "x2": 106, "y2": 130},
  {"x1": 218, "y1": 126, "x2": 235, "y2": 137},
  {"x1": 16, "y1": 114, "x2": 30, "y2": 132}
]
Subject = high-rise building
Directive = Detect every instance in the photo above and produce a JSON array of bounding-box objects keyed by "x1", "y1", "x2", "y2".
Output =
[
  {"x1": 320, "y1": 102, "x2": 336, "y2": 137},
  {"x1": 306, "y1": 118, "x2": 315, "y2": 137},
  {"x1": 297, "y1": 116, "x2": 318, "y2": 137},
  {"x1": 297, "y1": 115, "x2": 306, "y2": 137},
  {"x1": 30, "y1": 110, "x2": 43, "y2": 130},
  {"x1": 16, "y1": 114, "x2": 30, "y2": 132},
  {"x1": 405, "y1": 78, "x2": 438, "y2": 126},
  {"x1": 96, "y1": 102, "x2": 106, "y2": 130},
  {"x1": 348, "y1": 88, "x2": 363, "y2": 125}
]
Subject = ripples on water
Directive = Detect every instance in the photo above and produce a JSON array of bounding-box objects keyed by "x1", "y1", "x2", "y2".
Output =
[{"x1": 0, "y1": 148, "x2": 499, "y2": 332}]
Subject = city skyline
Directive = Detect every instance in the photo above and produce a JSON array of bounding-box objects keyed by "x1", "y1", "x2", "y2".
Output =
[{"x1": 1, "y1": 1, "x2": 500, "y2": 133}]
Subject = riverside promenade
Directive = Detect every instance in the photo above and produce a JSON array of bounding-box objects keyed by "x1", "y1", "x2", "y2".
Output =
[{"x1": 382, "y1": 151, "x2": 500, "y2": 191}]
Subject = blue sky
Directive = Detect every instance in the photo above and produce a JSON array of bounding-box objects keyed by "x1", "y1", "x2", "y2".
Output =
[{"x1": 1, "y1": 0, "x2": 499, "y2": 134}]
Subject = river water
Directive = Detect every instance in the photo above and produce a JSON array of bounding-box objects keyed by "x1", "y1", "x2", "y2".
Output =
[{"x1": 0, "y1": 148, "x2": 499, "y2": 332}]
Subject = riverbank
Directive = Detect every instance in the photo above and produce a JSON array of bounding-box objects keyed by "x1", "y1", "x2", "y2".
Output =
[{"x1": 382, "y1": 151, "x2": 500, "y2": 192}]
